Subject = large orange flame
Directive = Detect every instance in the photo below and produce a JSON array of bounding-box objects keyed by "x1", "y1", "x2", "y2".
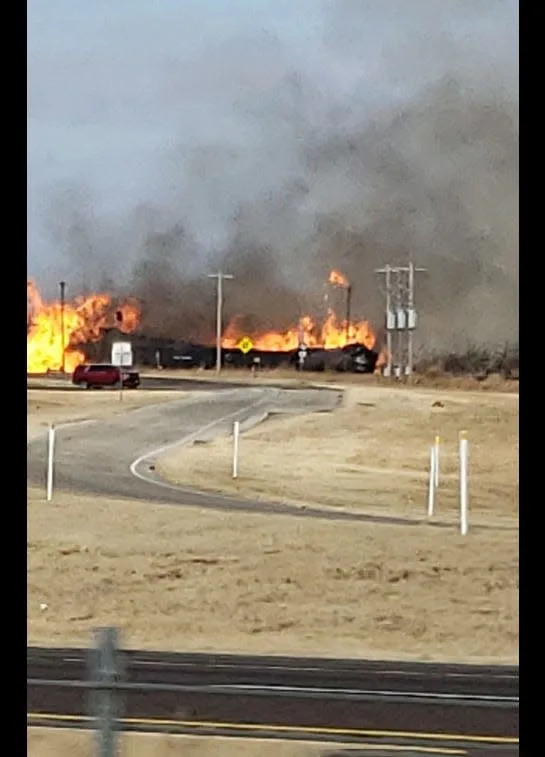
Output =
[
  {"x1": 222, "y1": 311, "x2": 376, "y2": 352},
  {"x1": 27, "y1": 281, "x2": 141, "y2": 374},
  {"x1": 221, "y1": 269, "x2": 376, "y2": 353}
]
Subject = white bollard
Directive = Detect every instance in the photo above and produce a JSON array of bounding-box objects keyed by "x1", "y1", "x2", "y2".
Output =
[
  {"x1": 434, "y1": 435, "x2": 440, "y2": 489},
  {"x1": 232, "y1": 421, "x2": 240, "y2": 479},
  {"x1": 427, "y1": 445, "x2": 436, "y2": 517},
  {"x1": 46, "y1": 424, "x2": 56, "y2": 502},
  {"x1": 459, "y1": 430, "x2": 469, "y2": 535}
]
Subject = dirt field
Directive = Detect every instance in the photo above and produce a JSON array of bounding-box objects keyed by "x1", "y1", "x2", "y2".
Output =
[
  {"x1": 27, "y1": 380, "x2": 518, "y2": 664},
  {"x1": 28, "y1": 728, "x2": 336, "y2": 756},
  {"x1": 158, "y1": 384, "x2": 518, "y2": 526}
]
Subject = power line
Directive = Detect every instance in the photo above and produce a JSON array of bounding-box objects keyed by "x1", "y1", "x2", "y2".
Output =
[{"x1": 59, "y1": 281, "x2": 66, "y2": 374}]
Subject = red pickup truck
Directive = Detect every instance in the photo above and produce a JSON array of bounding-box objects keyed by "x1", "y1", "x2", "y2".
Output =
[{"x1": 72, "y1": 363, "x2": 140, "y2": 389}]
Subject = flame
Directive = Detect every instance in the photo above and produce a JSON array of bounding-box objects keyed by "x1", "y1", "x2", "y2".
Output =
[
  {"x1": 222, "y1": 310, "x2": 376, "y2": 352},
  {"x1": 27, "y1": 280, "x2": 43, "y2": 325},
  {"x1": 27, "y1": 281, "x2": 141, "y2": 374},
  {"x1": 329, "y1": 269, "x2": 350, "y2": 288},
  {"x1": 116, "y1": 301, "x2": 140, "y2": 332},
  {"x1": 222, "y1": 268, "x2": 378, "y2": 355}
]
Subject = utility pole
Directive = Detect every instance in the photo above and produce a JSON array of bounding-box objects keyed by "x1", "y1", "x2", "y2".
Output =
[
  {"x1": 345, "y1": 285, "x2": 352, "y2": 342},
  {"x1": 405, "y1": 261, "x2": 426, "y2": 375},
  {"x1": 375, "y1": 263, "x2": 426, "y2": 377},
  {"x1": 407, "y1": 262, "x2": 415, "y2": 376},
  {"x1": 327, "y1": 274, "x2": 353, "y2": 343},
  {"x1": 208, "y1": 271, "x2": 234, "y2": 374},
  {"x1": 394, "y1": 268, "x2": 405, "y2": 377},
  {"x1": 59, "y1": 281, "x2": 66, "y2": 373},
  {"x1": 375, "y1": 265, "x2": 393, "y2": 376},
  {"x1": 323, "y1": 282, "x2": 329, "y2": 321}
]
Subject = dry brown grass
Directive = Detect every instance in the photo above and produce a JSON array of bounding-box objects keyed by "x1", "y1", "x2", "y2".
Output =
[
  {"x1": 158, "y1": 384, "x2": 518, "y2": 525},
  {"x1": 141, "y1": 366, "x2": 519, "y2": 393},
  {"x1": 28, "y1": 728, "x2": 334, "y2": 756},
  {"x1": 27, "y1": 381, "x2": 518, "y2": 664},
  {"x1": 27, "y1": 483, "x2": 517, "y2": 663}
]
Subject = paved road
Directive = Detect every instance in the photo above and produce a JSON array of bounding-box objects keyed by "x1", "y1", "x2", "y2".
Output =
[
  {"x1": 28, "y1": 373, "x2": 252, "y2": 392},
  {"x1": 26, "y1": 383, "x2": 515, "y2": 529},
  {"x1": 29, "y1": 370, "x2": 322, "y2": 393},
  {"x1": 27, "y1": 384, "x2": 447, "y2": 526},
  {"x1": 27, "y1": 648, "x2": 519, "y2": 755},
  {"x1": 26, "y1": 383, "x2": 516, "y2": 530}
]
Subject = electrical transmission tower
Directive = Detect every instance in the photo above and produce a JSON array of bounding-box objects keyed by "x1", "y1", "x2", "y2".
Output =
[{"x1": 375, "y1": 262, "x2": 426, "y2": 377}]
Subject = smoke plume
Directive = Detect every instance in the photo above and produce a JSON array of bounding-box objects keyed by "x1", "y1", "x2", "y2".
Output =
[{"x1": 32, "y1": 1, "x2": 518, "y2": 353}]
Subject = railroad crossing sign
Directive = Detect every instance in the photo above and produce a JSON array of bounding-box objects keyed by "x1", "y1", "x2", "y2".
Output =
[{"x1": 238, "y1": 337, "x2": 254, "y2": 354}]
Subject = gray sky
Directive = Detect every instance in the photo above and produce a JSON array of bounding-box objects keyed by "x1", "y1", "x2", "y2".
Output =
[{"x1": 28, "y1": 0, "x2": 518, "y2": 306}]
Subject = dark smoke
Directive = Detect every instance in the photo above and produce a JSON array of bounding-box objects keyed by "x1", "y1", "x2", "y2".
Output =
[
  {"x1": 37, "y1": 8, "x2": 518, "y2": 354},
  {"x1": 295, "y1": 76, "x2": 518, "y2": 353}
]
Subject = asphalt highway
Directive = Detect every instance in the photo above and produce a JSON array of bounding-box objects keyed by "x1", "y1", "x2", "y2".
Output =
[{"x1": 27, "y1": 648, "x2": 519, "y2": 755}]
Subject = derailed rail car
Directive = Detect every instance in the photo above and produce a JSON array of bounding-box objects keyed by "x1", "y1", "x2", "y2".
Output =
[
  {"x1": 223, "y1": 348, "x2": 294, "y2": 370},
  {"x1": 83, "y1": 328, "x2": 378, "y2": 374},
  {"x1": 290, "y1": 343, "x2": 378, "y2": 373}
]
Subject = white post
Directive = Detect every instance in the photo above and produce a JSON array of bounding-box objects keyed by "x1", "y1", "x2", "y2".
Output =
[
  {"x1": 459, "y1": 430, "x2": 469, "y2": 535},
  {"x1": 434, "y1": 435, "x2": 440, "y2": 489},
  {"x1": 46, "y1": 424, "x2": 55, "y2": 501},
  {"x1": 427, "y1": 445, "x2": 436, "y2": 517},
  {"x1": 232, "y1": 421, "x2": 240, "y2": 479}
]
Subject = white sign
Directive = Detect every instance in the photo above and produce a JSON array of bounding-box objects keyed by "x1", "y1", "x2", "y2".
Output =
[{"x1": 112, "y1": 341, "x2": 133, "y2": 367}]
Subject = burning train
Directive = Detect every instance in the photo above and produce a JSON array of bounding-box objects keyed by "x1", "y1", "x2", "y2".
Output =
[
  {"x1": 26, "y1": 272, "x2": 381, "y2": 375},
  {"x1": 81, "y1": 327, "x2": 379, "y2": 373}
]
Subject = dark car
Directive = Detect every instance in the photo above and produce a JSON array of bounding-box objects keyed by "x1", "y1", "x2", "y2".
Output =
[{"x1": 72, "y1": 363, "x2": 140, "y2": 389}]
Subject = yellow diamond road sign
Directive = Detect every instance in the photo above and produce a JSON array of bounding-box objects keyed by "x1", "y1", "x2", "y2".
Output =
[{"x1": 238, "y1": 337, "x2": 254, "y2": 354}]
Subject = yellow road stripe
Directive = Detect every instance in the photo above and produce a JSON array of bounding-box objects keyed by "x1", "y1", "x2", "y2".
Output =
[
  {"x1": 26, "y1": 716, "x2": 465, "y2": 754},
  {"x1": 29, "y1": 714, "x2": 91, "y2": 723},
  {"x1": 27, "y1": 712, "x2": 518, "y2": 746}
]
